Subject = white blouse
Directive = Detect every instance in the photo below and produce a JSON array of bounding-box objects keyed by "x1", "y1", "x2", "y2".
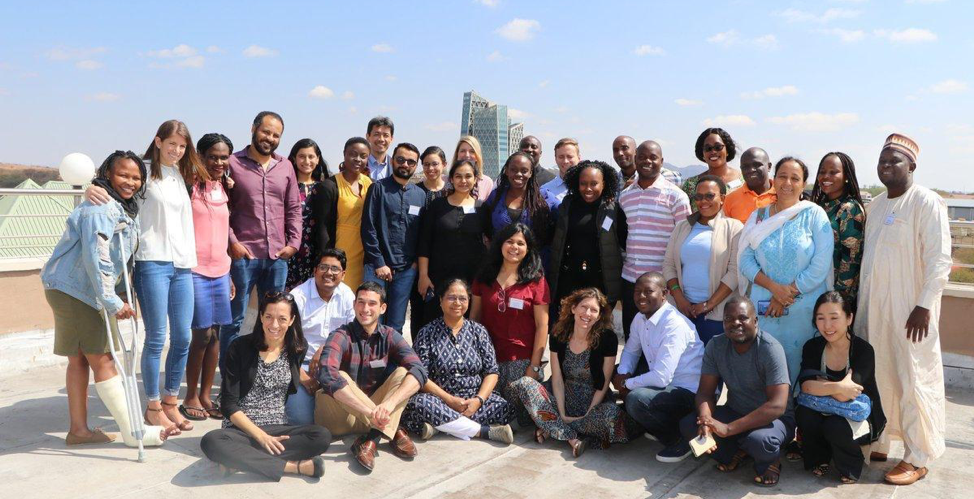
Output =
[{"x1": 135, "y1": 163, "x2": 197, "y2": 268}]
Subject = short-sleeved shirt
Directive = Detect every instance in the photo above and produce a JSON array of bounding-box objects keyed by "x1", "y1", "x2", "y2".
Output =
[
  {"x1": 472, "y1": 277, "x2": 550, "y2": 362},
  {"x1": 723, "y1": 185, "x2": 776, "y2": 224},
  {"x1": 701, "y1": 330, "x2": 793, "y2": 416},
  {"x1": 619, "y1": 177, "x2": 691, "y2": 282}
]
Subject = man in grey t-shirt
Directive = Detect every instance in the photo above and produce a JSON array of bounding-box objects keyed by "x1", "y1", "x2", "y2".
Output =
[{"x1": 680, "y1": 295, "x2": 795, "y2": 486}]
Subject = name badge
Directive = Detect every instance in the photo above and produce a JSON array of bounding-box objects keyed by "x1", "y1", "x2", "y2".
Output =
[
  {"x1": 601, "y1": 217, "x2": 613, "y2": 231},
  {"x1": 463, "y1": 205, "x2": 476, "y2": 214},
  {"x1": 369, "y1": 358, "x2": 387, "y2": 369},
  {"x1": 408, "y1": 205, "x2": 421, "y2": 216},
  {"x1": 883, "y1": 214, "x2": 895, "y2": 226},
  {"x1": 508, "y1": 298, "x2": 525, "y2": 310},
  {"x1": 210, "y1": 188, "x2": 223, "y2": 202}
]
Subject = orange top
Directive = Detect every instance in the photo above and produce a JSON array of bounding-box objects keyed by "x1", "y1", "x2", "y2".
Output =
[{"x1": 723, "y1": 185, "x2": 776, "y2": 223}]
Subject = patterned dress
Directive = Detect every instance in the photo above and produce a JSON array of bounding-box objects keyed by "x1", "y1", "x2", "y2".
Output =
[
  {"x1": 401, "y1": 318, "x2": 515, "y2": 434},
  {"x1": 223, "y1": 354, "x2": 291, "y2": 428},
  {"x1": 286, "y1": 182, "x2": 319, "y2": 291},
  {"x1": 819, "y1": 195, "x2": 865, "y2": 305},
  {"x1": 682, "y1": 170, "x2": 745, "y2": 211},
  {"x1": 510, "y1": 349, "x2": 640, "y2": 448}
]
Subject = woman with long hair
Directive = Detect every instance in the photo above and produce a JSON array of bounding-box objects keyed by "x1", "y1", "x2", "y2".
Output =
[
  {"x1": 303, "y1": 137, "x2": 373, "y2": 290},
  {"x1": 470, "y1": 223, "x2": 549, "y2": 426},
  {"x1": 41, "y1": 151, "x2": 174, "y2": 447},
  {"x1": 682, "y1": 127, "x2": 745, "y2": 210},
  {"x1": 481, "y1": 152, "x2": 554, "y2": 245},
  {"x1": 451, "y1": 135, "x2": 494, "y2": 201},
  {"x1": 810, "y1": 152, "x2": 866, "y2": 305},
  {"x1": 285, "y1": 138, "x2": 329, "y2": 291},
  {"x1": 200, "y1": 292, "x2": 331, "y2": 481},
  {"x1": 738, "y1": 157, "x2": 834, "y2": 384},
  {"x1": 181, "y1": 133, "x2": 235, "y2": 421},
  {"x1": 510, "y1": 288, "x2": 640, "y2": 457},
  {"x1": 797, "y1": 291, "x2": 885, "y2": 483}
]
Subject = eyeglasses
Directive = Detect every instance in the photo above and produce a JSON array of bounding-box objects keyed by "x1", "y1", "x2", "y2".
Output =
[
  {"x1": 264, "y1": 291, "x2": 294, "y2": 302},
  {"x1": 497, "y1": 287, "x2": 507, "y2": 313},
  {"x1": 444, "y1": 294, "x2": 469, "y2": 303},
  {"x1": 692, "y1": 193, "x2": 719, "y2": 202},
  {"x1": 316, "y1": 264, "x2": 343, "y2": 274},
  {"x1": 703, "y1": 143, "x2": 725, "y2": 153},
  {"x1": 394, "y1": 156, "x2": 418, "y2": 167}
]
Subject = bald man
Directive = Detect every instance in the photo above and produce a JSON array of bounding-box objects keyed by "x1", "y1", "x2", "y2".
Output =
[
  {"x1": 618, "y1": 141, "x2": 691, "y2": 340},
  {"x1": 723, "y1": 147, "x2": 775, "y2": 223},
  {"x1": 518, "y1": 135, "x2": 557, "y2": 185},
  {"x1": 612, "y1": 135, "x2": 682, "y2": 190}
]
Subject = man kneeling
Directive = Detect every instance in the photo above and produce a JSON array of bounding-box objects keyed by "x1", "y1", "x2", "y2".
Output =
[
  {"x1": 679, "y1": 295, "x2": 795, "y2": 487},
  {"x1": 315, "y1": 281, "x2": 429, "y2": 472}
]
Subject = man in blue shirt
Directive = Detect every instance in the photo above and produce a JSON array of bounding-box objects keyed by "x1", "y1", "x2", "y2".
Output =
[
  {"x1": 366, "y1": 116, "x2": 394, "y2": 181},
  {"x1": 361, "y1": 142, "x2": 426, "y2": 333},
  {"x1": 540, "y1": 137, "x2": 580, "y2": 211}
]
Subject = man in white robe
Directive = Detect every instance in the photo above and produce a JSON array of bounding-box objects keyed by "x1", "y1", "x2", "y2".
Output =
[{"x1": 855, "y1": 133, "x2": 952, "y2": 485}]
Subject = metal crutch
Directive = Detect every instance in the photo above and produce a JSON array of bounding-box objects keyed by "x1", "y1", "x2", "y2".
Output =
[{"x1": 102, "y1": 231, "x2": 147, "y2": 462}]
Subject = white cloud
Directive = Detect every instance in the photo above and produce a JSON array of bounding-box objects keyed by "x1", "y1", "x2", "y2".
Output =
[
  {"x1": 675, "y1": 98, "x2": 704, "y2": 107},
  {"x1": 508, "y1": 108, "x2": 529, "y2": 120},
  {"x1": 741, "y1": 85, "x2": 799, "y2": 99},
  {"x1": 702, "y1": 115, "x2": 756, "y2": 127},
  {"x1": 707, "y1": 30, "x2": 777, "y2": 49},
  {"x1": 342, "y1": 90, "x2": 355, "y2": 100},
  {"x1": 496, "y1": 18, "x2": 541, "y2": 42},
  {"x1": 46, "y1": 46, "x2": 107, "y2": 61},
  {"x1": 86, "y1": 92, "x2": 120, "y2": 102},
  {"x1": 177, "y1": 55, "x2": 205, "y2": 68},
  {"x1": 75, "y1": 60, "x2": 103, "y2": 70},
  {"x1": 929, "y1": 79, "x2": 968, "y2": 94},
  {"x1": 385, "y1": 75, "x2": 398, "y2": 82},
  {"x1": 754, "y1": 34, "x2": 779, "y2": 50},
  {"x1": 308, "y1": 85, "x2": 335, "y2": 99},
  {"x1": 371, "y1": 43, "x2": 394, "y2": 53},
  {"x1": 777, "y1": 7, "x2": 861, "y2": 23},
  {"x1": 146, "y1": 44, "x2": 197, "y2": 58},
  {"x1": 538, "y1": 80, "x2": 550, "y2": 88},
  {"x1": 817, "y1": 28, "x2": 866, "y2": 42},
  {"x1": 768, "y1": 112, "x2": 859, "y2": 132},
  {"x1": 874, "y1": 28, "x2": 937, "y2": 43},
  {"x1": 206, "y1": 45, "x2": 224, "y2": 53},
  {"x1": 145, "y1": 44, "x2": 205, "y2": 69},
  {"x1": 633, "y1": 44, "x2": 665, "y2": 56},
  {"x1": 486, "y1": 50, "x2": 508, "y2": 62},
  {"x1": 425, "y1": 121, "x2": 458, "y2": 132},
  {"x1": 475, "y1": 0, "x2": 499, "y2": 6},
  {"x1": 945, "y1": 124, "x2": 974, "y2": 154},
  {"x1": 347, "y1": 106, "x2": 358, "y2": 114},
  {"x1": 554, "y1": 105, "x2": 570, "y2": 113},
  {"x1": 242, "y1": 45, "x2": 278, "y2": 57},
  {"x1": 707, "y1": 30, "x2": 740, "y2": 46}
]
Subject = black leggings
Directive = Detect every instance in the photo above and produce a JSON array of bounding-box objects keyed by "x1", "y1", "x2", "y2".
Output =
[
  {"x1": 796, "y1": 405, "x2": 866, "y2": 480},
  {"x1": 200, "y1": 424, "x2": 332, "y2": 481}
]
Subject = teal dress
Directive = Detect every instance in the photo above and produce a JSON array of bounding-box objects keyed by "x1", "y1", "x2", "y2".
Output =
[{"x1": 739, "y1": 205, "x2": 834, "y2": 385}]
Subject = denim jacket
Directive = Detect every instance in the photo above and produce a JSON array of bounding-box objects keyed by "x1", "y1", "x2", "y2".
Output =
[{"x1": 41, "y1": 200, "x2": 139, "y2": 315}]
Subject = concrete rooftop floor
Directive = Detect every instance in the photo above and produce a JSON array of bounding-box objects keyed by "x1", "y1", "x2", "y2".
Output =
[{"x1": 1, "y1": 360, "x2": 973, "y2": 499}]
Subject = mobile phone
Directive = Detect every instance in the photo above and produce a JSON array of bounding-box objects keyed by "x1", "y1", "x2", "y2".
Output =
[
  {"x1": 757, "y1": 300, "x2": 789, "y2": 316},
  {"x1": 424, "y1": 288, "x2": 436, "y2": 302}
]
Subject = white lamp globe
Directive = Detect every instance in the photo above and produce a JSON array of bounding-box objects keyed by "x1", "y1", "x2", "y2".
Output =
[{"x1": 59, "y1": 153, "x2": 96, "y2": 185}]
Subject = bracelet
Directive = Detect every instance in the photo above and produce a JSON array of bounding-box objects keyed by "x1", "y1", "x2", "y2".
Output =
[
  {"x1": 669, "y1": 283, "x2": 681, "y2": 291},
  {"x1": 475, "y1": 395, "x2": 486, "y2": 406}
]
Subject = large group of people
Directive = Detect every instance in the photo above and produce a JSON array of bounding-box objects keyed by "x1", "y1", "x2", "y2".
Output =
[{"x1": 40, "y1": 111, "x2": 952, "y2": 488}]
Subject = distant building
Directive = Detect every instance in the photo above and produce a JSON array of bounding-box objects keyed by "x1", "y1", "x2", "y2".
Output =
[
  {"x1": 0, "y1": 179, "x2": 79, "y2": 259},
  {"x1": 461, "y1": 91, "x2": 524, "y2": 178},
  {"x1": 947, "y1": 197, "x2": 974, "y2": 221}
]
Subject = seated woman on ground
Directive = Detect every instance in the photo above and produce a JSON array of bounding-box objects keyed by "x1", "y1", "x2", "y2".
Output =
[
  {"x1": 510, "y1": 288, "x2": 641, "y2": 458},
  {"x1": 401, "y1": 278, "x2": 515, "y2": 444},
  {"x1": 200, "y1": 292, "x2": 331, "y2": 481},
  {"x1": 40, "y1": 150, "x2": 174, "y2": 447}
]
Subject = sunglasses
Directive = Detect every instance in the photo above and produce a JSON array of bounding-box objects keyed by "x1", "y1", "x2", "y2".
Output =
[
  {"x1": 703, "y1": 143, "x2": 725, "y2": 153},
  {"x1": 497, "y1": 287, "x2": 507, "y2": 313},
  {"x1": 692, "y1": 193, "x2": 719, "y2": 202},
  {"x1": 264, "y1": 291, "x2": 294, "y2": 302},
  {"x1": 394, "y1": 156, "x2": 418, "y2": 167}
]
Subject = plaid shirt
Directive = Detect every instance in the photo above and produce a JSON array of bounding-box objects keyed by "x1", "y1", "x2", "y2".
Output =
[{"x1": 317, "y1": 320, "x2": 428, "y2": 397}]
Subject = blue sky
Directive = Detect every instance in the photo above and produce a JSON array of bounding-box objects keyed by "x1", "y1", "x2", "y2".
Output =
[{"x1": 1, "y1": 0, "x2": 972, "y2": 191}]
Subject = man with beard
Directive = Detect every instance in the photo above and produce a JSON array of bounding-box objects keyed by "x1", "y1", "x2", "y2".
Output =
[
  {"x1": 361, "y1": 142, "x2": 427, "y2": 333},
  {"x1": 284, "y1": 248, "x2": 356, "y2": 425},
  {"x1": 612, "y1": 135, "x2": 681, "y2": 190},
  {"x1": 518, "y1": 135, "x2": 557, "y2": 185},
  {"x1": 366, "y1": 116, "x2": 395, "y2": 181},
  {"x1": 723, "y1": 147, "x2": 776, "y2": 223},
  {"x1": 618, "y1": 140, "x2": 690, "y2": 340},
  {"x1": 680, "y1": 295, "x2": 794, "y2": 487},
  {"x1": 855, "y1": 133, "x2": 950, "y2": 485},
  {"x1": 222, "y1": 111, "x2": 302, "y2": 368}
]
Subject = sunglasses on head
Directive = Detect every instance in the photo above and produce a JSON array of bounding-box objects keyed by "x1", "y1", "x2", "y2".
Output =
[{"x1": 264, "y1": 291, "x2": 294, "y2": 302}]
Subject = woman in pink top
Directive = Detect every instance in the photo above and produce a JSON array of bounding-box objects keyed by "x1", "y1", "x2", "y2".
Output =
[{"x1": 182, "y1": 133, "x2": 235, "y2": 422}]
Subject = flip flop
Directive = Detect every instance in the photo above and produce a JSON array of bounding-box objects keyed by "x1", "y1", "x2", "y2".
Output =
[
  {"x1": 205, "y1": 402, "x2": 223, "y2": 420},
  {"x1": 178, "y1": 404, "x2": 208, "y2": 421}
]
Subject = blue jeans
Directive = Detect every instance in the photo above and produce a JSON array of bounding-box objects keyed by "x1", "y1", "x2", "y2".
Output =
[
  {"x1": 363, "y1": 263, "x2": 416, "y2": 334},
  {"x1": 679, "y1": 406, "x2": 796, "y2": 475},
  {"x1": 284, "y1": 362, "x2": 315, "y2": 425},
  {"x1": 625, "y1": 385, "x2": 696, "y2": 446},
  {"x1": 689, "y1": 315, "x2": 724, "y2": 345},
  {"x1": 221, "y1": 258, "x2": 288, "y2": 373},
  {"x1": 135, "y1": 261, "x2": 194, "y2": 400}
]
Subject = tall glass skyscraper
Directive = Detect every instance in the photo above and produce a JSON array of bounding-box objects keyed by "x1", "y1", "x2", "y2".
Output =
[{"x1": 461, "y1": 91, "x2": 524, "y2": 178}]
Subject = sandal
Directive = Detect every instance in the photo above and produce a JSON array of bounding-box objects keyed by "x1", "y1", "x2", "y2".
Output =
[
  {"x1": 144, "y1": 406, "x2": 180, "y2": 436},
  {"x1": 570, "y1": 438, "x2": 587, "y2": 458},
  {"x1": 66, "y1": 428, "x2": 116, "y2": 445},
  {"x1": 811, "y1": 464, "x2": 830, "y2": 477},
  {"x1": 840, "y1": 474, "x2": 858, "y2": 484},
  {"x1": 534, "y1": 428, "x2": 546, "y2": 445},
  {"x1": 178, "y1": 404, "x2": 208, "y2": 421},
  {"x1": 716, "y1": 450, "x2": 750, "y2": 472},
  {"x1": 161, "y1": 401, "x2": 194, "y2": 431},
  {"x1": 785, "y1": 440, "x2": 802, "y2": 462},
  {"x1": 755, "y1": 462, "x2": 781, "y2": 487},
  {"x1": 205, "y1": 402, "x2": 223, "y2": 420}
]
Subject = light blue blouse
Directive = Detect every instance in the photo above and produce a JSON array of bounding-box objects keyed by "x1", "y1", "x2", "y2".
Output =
[{"x1": 680, "y1": 222, "x2": 713, "y2": 303}]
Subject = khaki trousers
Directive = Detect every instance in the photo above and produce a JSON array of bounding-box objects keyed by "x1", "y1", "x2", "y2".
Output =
[{"x1": 315, "y1": 367, "x2": 408, "y2": 440}]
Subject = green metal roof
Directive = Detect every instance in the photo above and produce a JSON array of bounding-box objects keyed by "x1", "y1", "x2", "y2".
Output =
[{"x1": 0, "y1": 179, "x2": 79, "y2": 259}]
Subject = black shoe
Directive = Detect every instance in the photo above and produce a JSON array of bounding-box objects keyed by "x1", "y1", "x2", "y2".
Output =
[{"x1": 656, "y1": 441, "x2": 692, "y2": 463}]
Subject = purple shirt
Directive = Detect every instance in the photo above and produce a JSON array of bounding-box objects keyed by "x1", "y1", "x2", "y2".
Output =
[{"x1": 227, "y1": 148, "x2": 302, "y2": 259}]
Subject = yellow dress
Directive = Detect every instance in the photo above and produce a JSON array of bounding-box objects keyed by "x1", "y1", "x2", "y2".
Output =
[{"x1": 335, "y1": 173, "x2": 372, "y2": 290}]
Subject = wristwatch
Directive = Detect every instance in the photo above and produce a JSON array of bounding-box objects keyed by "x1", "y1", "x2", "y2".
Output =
[{"x1": 531, "y1": 365, "x2": 542, "y2": 375}]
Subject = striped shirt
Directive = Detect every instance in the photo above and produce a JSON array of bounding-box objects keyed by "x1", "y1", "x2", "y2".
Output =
[{"x1": 619, "y1": 176, "x2": 690, "y2": 282}]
